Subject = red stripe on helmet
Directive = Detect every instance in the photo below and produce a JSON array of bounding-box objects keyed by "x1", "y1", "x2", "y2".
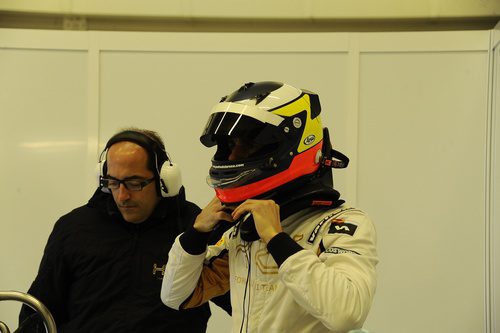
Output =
[{"x1": 215, "y1": 141, "x2": 323, "y2": 203}]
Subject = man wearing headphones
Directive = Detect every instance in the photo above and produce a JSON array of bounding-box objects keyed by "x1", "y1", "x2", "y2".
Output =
[
  {"x1": 19, "y1": 128, "x2": 229, "y2": 332},
  {"x1": 161, "y1": 82, "x2": 378, "y2": 332}
]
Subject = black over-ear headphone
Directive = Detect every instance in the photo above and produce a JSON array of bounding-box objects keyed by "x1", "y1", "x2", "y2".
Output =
[{"x1": 97, "y1": 130, "x2": 182, "y2": 198}]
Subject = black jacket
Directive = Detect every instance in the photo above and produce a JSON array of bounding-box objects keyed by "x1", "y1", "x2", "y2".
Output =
[{"x1": 19, "y1": 188, "x2": 211, "y2": 332}]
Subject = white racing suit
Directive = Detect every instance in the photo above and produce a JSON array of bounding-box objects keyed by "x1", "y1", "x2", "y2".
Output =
[{"x1": 161, "y1": 205, "x2": 378, "y2": 333}]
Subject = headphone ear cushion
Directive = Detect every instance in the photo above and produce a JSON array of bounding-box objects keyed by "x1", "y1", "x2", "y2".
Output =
[
  {"x1": 97, "y1": 160, "x2": 111, "y2": 194},
  {"x1": 159, "y1": 162, "x2": 182, "y2": 197}
]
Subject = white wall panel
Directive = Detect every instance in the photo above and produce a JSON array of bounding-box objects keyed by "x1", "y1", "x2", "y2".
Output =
[
  {"x1": 0, "y1": 47, "x2": 89, "y2": 329},
  {"x1": 358, "y1": 50, "x2": 489, "y2": 332},
  {"x1": 491, "y1": 21, "x2": 500, "y2": 333}
]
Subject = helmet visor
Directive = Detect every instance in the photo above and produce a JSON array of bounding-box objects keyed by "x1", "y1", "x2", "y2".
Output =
[{"x1": 200, "y1": 102, "x2": 284, "y2": 147}]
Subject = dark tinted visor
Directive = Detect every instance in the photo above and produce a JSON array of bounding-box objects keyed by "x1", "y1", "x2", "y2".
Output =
[{"x1": 200, "y1": 111, "x2": 283, "y2": 147}]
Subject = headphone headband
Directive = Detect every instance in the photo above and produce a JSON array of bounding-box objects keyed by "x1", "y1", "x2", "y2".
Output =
[{"x1": 105, "y1": 130, "x2": 169, "y2": 171}]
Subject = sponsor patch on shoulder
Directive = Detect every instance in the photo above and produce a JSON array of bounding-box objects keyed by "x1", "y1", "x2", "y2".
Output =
[
  {"x1": 215, "y1": 237, "x2": 225, "y2": 246},
  {"x1": 329, "y1": 221, "x2": 358, "y2": 236},
  {"x1": 324, "y1": 247, "x2": 360, "y2": 255}
]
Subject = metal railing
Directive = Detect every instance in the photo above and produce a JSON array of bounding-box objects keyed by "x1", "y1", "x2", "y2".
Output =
[{"x1": 0, "y1": 291, "x2": 57, "y2": 333}]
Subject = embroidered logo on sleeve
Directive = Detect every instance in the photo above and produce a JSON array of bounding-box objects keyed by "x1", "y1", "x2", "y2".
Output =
[
  {"x1": 324, "y1": 247, "x2": 360, "y2": 255},
  {"x1": 307, "y1": 213, "x2": 336, "y2": 244},
  {"x1": 152, "y1": 263, "x2": 166, "y2": 280},
  {"x1": 329, "y1": 221, "x2": 358, "y2": 236},
  {"x1": 215, "y1": 237, "x2": 225, "y2": 246}
]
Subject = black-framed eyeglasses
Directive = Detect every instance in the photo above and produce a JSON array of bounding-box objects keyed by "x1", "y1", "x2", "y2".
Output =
[{"x1": 101, "y1": 177, "x2": 155, "y2": 191}]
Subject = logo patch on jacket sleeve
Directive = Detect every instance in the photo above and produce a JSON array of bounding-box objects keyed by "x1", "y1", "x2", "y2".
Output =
[
  {"x1": 329, "y1": 221, "x2": 358, "y2": 236},
  {"x1": 324, "y1": 247, "x2": 360, "y2": 255},
  {"x1": 215, "y1": 236, "x2": 225, "y2": 246}
]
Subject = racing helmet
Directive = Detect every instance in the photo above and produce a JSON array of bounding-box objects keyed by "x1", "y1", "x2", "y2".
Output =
[{"x1": 200, "y1": 81, "x2": 325, "y2": 204}]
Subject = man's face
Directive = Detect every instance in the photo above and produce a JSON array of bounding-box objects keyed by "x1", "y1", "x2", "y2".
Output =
[{"x1": 106, "y1": 141, "x2": 160, "y2": 223}]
